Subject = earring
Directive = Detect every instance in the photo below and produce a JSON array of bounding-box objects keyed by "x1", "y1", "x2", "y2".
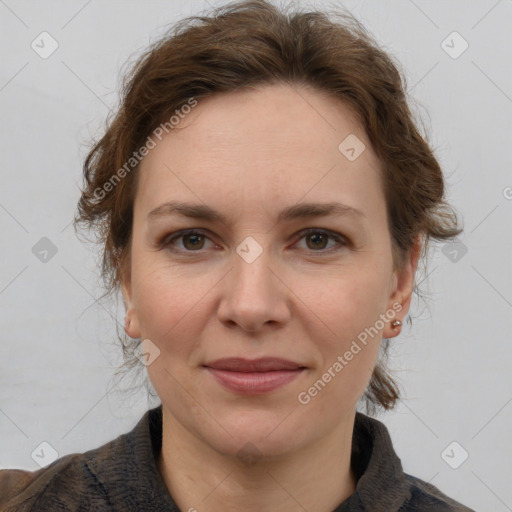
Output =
[{"x1": 391, "y1": 319, "x2": 402, "y2": 329}]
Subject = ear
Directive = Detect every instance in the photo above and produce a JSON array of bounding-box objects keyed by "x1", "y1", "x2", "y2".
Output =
[
  {"x1": 383, "y1": 234, "x2": 423, "y2": 338},
  {"x1": 120, "y1": 259, "x2": 141, "y2": 340}
]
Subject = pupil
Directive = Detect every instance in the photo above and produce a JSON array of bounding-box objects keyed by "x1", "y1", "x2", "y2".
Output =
[
  {"x1": 185, "y1": 234, "x2": 203, "y2": 249},
  {"x1": 309, "y1": 233, "x2": 326, "y2": 249}
]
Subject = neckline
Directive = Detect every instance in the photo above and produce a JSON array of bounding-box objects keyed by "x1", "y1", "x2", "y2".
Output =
[{"x1": 87, "y1": 406, "x2": 407, "y2": 511}]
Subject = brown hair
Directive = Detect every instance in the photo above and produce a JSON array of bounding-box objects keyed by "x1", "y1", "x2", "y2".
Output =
[{"x1": 74, "y1": 0, "x2": 461, "y2": 413}]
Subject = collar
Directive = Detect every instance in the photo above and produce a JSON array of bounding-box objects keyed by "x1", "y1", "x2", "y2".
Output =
[
  {"x1": 335, "y1": 412, "x2": 411, "y2": 511},
  {"x1": 87, "y1": 406, "x2": 409, "y2": 511}
]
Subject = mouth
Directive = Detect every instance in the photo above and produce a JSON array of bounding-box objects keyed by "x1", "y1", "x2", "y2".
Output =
[{"x1": 202, "y1": 357, "x2": 306, "y2": 395}]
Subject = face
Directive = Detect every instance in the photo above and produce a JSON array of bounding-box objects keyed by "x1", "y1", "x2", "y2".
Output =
[{"x1": 122, "y1": 83, "x2": 418, "y2": 458}]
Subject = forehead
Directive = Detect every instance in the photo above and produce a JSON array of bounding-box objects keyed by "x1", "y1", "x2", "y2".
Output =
[{"x1": 135, "y1": 83, "x2": 384, "y2": 220}]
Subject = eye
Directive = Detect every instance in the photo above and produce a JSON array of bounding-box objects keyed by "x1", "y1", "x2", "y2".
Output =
[
  {"x1": 162, "y1": 229, "x2": 215, "y2": 252},
  {"x1": 294, "y1": 228, "x2": 348, "y2": 252},
  {"x1": 161, "y1": 227, "x2": 348, "y2": 254}
]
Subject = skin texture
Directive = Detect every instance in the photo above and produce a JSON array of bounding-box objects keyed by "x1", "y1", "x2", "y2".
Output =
[{"x1": 122, "y1": 83, "x2": 421, "y2": 512}]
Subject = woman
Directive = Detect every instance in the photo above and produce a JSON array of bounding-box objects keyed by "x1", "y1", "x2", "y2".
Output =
[{"x1": 0, "y1": 0, "x2": 475, "y2": 510}]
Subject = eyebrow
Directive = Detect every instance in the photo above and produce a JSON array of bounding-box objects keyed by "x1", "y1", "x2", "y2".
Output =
[{"x1": 147, "y1": 201, "x2": 366, "y2": 224}]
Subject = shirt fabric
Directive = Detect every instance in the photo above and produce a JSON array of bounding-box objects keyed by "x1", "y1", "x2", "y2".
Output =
[{"x1": 0, "y1": 406, "x2": 475, "y2": 511}]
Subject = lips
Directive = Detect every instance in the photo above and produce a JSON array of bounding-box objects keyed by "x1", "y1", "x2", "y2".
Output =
[
  {"x1": 203, "y1": 358, "x2": 306, "y2": 394},
  {"x1": 204, "y1": 357, "x2": 304, "y2": 372}
]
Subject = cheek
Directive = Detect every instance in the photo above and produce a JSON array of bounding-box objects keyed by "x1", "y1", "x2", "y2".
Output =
[
  {"x1": 301, "y1": 280, "x2": 384, "y2": 411},
  {"x1": 132, "y1": 265, "x2": 210, "y2": 395},
  {"x1": 130, "y1": 257, "x2": 213, "y2": 351},
  {"x1": 300, "y1": 263, "x2": 390, "y2": 387},
  {"x1": 300, "y1": 261, "x2": 391, "y2": 335}
]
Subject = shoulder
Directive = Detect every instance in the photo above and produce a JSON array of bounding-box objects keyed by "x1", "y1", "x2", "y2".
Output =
[
  {"x1": 0, "y1": 407, "x2": 163, "y2": 512},
  {"x1": 401, "y1": 473, "x2": 476, "y2": 511},
  {"x1": 349, "y1": 413, "x2": 475, "y2": 512},
  {"x1": 0, "y1": 450, "x2": 112, "y2": 512}
]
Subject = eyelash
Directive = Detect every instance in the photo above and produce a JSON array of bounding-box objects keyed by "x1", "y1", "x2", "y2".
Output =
[{"x1": 160, "y1": 228, "x2": 348, "y2": 255}]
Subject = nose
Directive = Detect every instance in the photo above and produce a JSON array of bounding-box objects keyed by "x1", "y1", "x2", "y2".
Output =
[{"x1": 217, "y1": 243, "x2": 291, "y2": 333}]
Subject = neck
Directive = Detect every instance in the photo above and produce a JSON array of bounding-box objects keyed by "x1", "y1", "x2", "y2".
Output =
[{"x1": 157, "y1": 408, "x2": 358, "y2": 512}]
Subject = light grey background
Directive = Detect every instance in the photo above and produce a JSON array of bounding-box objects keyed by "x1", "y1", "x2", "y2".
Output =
[{"x1": 1, "y1": 1, "x2": 511, "y2": 511}]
